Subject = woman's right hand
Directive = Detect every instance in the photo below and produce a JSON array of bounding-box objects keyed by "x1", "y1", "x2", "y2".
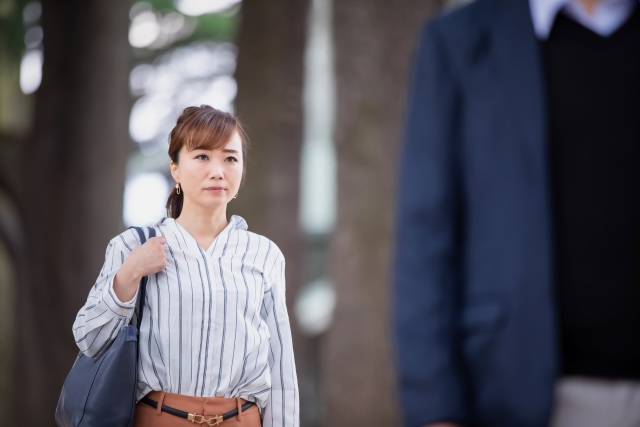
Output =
[{"x1": 113, "y1": 236, "x2": 167, "y2": 302}]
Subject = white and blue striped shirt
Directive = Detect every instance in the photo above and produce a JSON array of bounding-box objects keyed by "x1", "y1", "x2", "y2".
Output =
[{"x1": 73, "y1": 215, "x2": 299, "y2": 427}]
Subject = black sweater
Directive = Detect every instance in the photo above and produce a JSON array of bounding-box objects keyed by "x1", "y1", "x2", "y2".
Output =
[{"x1": 543, "y1": 7, "x2": 640, "y2": 378}]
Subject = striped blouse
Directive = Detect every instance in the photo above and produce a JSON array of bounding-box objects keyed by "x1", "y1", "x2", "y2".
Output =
[{"x1": 73, "y1": 215, "x2": 299, "y2": 427}]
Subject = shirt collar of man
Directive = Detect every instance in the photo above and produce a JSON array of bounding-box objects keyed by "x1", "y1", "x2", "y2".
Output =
[{"x1": 529, "y1": 0, "x2": 639, "y2": 39}]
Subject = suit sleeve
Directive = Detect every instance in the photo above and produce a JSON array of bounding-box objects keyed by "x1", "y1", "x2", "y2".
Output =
[
  {"x1": 394, "y1": 20, "x2": 467, "y2": 427},
  {"x1": 72, "y1": 231, "x2": 139, "y2": 358}
]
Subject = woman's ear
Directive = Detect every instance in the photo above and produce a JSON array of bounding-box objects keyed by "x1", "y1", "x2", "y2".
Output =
[{"x1": 170, "y1": 160, "x2": 179, "y2": 183}]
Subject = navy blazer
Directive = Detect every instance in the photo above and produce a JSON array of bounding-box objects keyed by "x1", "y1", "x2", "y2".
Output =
[{"x1": 394, "y1": 0, "x2": 559, "y2": 426}]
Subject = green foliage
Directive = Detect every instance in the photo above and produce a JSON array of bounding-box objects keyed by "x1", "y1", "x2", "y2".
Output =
[
  {"x1": 188, "y1": 12, "x2": 237, "y2": 42},
  {"x1": 1, "y1": 0, "x2": 238, "y2": 62},
  {"x1": 133, "y1": 0, "x2": 238, "y2": 45},
  {"x1": 138, "y1": 0, "x2": 175, "y2": 10},
  {"x1": 0, "y1": 0, "x2": 30, "y2": 61}
]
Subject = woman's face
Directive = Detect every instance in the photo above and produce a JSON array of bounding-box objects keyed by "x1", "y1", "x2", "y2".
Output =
[{"x1": 170, "y1": 131, "x2": 243, "y2": 212}]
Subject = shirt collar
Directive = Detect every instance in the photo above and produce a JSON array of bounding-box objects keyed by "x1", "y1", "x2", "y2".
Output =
[
  {"x1": 158, "y1": 215, "x2": 248, "y2": 256},
  {"x1": 157, "y1": 214, "x2": 248, "y2": 231},
  {"x1": 231, "y1": 215, "x2": 248, "y2": 231},
  {"x1": 529, "y1": 0, "x2": 638, "y2": 39}
]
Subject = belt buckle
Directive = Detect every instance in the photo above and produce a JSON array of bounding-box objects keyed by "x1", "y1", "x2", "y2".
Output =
[{"x1": 188, "y1": 413, "x2": 223, "y2": 425}]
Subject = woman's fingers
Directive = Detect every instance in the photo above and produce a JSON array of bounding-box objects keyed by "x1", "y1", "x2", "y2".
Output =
[
  {"x1": 129, "y1": 235, "x2": 167, "y2": 276},
  {"x1": 150, "y1": 238, "x2": 167, "y2": 272},
  {"x1": 150, "y1": 236, "x2": 167, "y2": 245}
]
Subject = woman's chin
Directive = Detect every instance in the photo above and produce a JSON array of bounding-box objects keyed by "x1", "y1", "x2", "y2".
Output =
[{"x1": 195, "y1": 198, "x2": 229, "y2": 211}]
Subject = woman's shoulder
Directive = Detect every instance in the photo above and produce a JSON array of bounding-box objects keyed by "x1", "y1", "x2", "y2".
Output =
[
  {"x1": 106, "y1": 227, "x2": 147, "y2": 252},
  {"x1": 243, "y1": 231, "x2": 285, "y2": 262},
  {"x1": 231, "y1": 215, "x2": 282, "y2": 256}
]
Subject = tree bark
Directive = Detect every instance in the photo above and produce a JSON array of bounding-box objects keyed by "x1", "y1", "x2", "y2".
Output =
[
  {"x1": 14, "y1": 0, "x2": 131, "y2": 424},
  {"x1": 232, "y1": 0, "x2": 307, "y2": 277},
  {"x1": 323, "y1": 1, "x2": 444, "y2": 425},
  {"x1": 231, "y1": 0, "x2": 308, "y2": 399}
]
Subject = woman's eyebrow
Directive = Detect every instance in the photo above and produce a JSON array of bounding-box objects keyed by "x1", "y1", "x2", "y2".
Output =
[{"x1": 222, "y1": 149, "x2": 239, "y2": 153}]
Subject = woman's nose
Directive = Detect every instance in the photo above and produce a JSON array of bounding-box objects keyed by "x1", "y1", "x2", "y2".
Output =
[{"x1": 209, "y1": 160, "x2": 224, "y2": 179}]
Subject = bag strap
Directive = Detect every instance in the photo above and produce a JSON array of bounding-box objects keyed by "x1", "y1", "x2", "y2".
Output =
[{"x1": 127, "y1": 226, "x2": 157, "y2": 329}]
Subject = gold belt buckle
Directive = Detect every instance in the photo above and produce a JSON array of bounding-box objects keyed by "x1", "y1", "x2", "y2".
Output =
[{"x1": 187, "y1": 413, "x2": 224, "y2": 426}]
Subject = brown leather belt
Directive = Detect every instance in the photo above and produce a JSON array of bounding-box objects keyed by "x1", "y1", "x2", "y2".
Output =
[{"x1": 141, "y1": 396, "x2": 255, "y2": 425}]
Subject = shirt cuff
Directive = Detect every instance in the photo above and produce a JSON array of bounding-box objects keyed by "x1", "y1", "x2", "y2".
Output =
[{"x1": 101, "y1": 275, "x2": 137, "y2": 317}]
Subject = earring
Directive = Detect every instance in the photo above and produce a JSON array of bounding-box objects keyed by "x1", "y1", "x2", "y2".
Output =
[
  {"x1": 234, "y1": 193, "x2": 238, "y2": 199},
  {"x1": 176, "y1": 183, "x2": 181, "y2": 195}
]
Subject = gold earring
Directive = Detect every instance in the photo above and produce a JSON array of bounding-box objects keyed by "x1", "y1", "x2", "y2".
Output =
[
  {"x1": 176, "y1": 183, "x2": 181, "y2": 195},
  {"x1": 234, "y1": 193, "x2": 238, "y2": 199}
]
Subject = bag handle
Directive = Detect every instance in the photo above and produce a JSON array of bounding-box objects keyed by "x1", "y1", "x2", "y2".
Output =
[{"x1": 127, "y1": 226, "x2": 157, "y2": 330}]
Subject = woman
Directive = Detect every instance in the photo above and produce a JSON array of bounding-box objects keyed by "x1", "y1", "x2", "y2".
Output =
[{"x1": 73, "y1": 105, "x2": 298, "y2": 427}]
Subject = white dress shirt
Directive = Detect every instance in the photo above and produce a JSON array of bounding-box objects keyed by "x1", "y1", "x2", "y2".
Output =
[
  {"x1": 73, "y1": 215, "x2": 299, "y2": 427},
  {"x1": 529, "y1": 0, "x2": 639, "y2": 39}
]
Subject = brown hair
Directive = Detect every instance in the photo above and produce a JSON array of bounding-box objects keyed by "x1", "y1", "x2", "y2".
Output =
[{"x1": 166, "y1": 105, "x2": 248, "y2": 219}]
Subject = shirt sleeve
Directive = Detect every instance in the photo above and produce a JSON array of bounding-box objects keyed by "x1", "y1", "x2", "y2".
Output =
[
  {"x1": 261, "y1": 254, "x2": 299, "y2": 427},
  {"x1": 72, "y1": 232, "x2": 139, "y2": 358}
]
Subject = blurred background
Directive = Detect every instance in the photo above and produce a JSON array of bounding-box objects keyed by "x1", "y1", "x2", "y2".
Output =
[{"x1": 0, "y1": 0, "x2": 465, "y2": 425}]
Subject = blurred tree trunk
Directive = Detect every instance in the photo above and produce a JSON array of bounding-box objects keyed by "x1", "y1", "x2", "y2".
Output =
[
  {"x1": 322, "y1": 1, "x2": 445, "y2": 425},
  {"x1": 13, "y1": 0, "x2": 131, "y2": 425},
  {"x1": 232, "y1": 0, "x2": 307, "y2": 288},
  {"x1": 232, "y1": 0, "x2": 308, "y2": 398}
]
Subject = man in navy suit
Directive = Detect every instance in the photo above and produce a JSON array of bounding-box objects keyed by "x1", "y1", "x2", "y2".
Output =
[{"x1": 393, "y1": 0, "x2": 640, "y2": 426}]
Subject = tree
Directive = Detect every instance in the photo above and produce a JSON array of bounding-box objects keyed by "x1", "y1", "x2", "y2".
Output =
[
  {"x1": 232, "y1": 0, "x2": 308, "y2": 278},
  {"x1": 231, "y1": 0, "x2": 309, "y2": 377},
  {"x1": 12, "y1": 1, "x2": 132, "y2": 424},
  {"x1": 322, "y1": 1, "x2": 444, "y2": 425},
  {"x1": 232, "y1": 0, "x2": 312, "y2": 419}
]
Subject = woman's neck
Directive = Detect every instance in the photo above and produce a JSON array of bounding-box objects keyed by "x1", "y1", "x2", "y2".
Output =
[{"x1": 175, "y1": 201, "x2": 229, "y2": 250}]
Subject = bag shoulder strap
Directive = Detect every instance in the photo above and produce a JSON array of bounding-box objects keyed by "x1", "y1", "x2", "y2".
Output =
[{"x1": 126, "y1": 226, "x2": 157, "y2": 329}]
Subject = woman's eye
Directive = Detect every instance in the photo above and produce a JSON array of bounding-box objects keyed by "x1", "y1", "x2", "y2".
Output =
[
  {"x1": 195, "y1": 154, "x2": 208, "y2": 160},
  {"x1": 225, "y1": 156, "x2": 238, "y2": 163}
]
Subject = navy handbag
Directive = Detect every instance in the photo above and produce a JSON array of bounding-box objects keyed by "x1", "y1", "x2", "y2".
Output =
[{"x1": 55, "y1": 226, "x2": 155, "y2": 427}]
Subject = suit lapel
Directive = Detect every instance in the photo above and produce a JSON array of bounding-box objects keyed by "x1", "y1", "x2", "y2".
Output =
[{"x1": 492, "y1": 0, "x2": 548, "y2": 167}]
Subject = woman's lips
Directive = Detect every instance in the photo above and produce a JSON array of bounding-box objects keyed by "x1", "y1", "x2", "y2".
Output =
[{"x1": 205, "y1": 186, "x2": 225, "y2": 193}]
